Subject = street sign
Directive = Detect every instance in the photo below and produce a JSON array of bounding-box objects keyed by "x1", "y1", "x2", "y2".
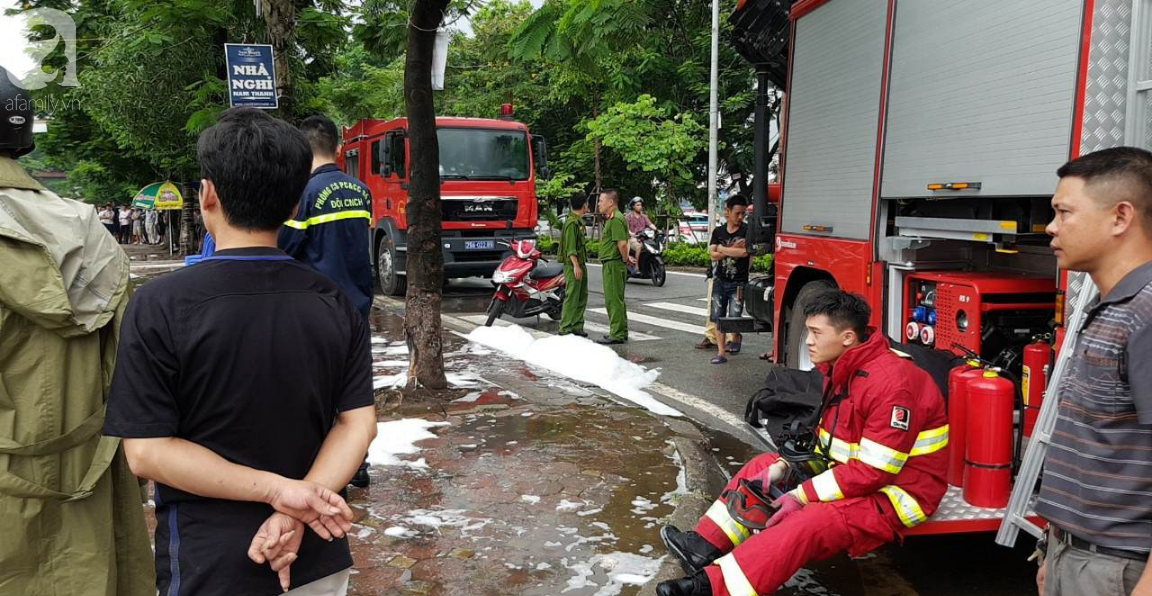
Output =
[{"x1": 224, "y1": 43, "x2": 278, "y2": 109}]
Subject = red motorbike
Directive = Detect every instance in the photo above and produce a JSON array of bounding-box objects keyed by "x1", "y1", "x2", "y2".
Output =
[{"x1": 484, "y1": 239, "x2": 566, "y2": 326}]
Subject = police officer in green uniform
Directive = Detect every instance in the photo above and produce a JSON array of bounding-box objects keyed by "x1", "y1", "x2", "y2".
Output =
[
  {"x1": 559, "y1": 193, "x2": 591, "y2": 336},
  {"x1": 597, "y1": 189, "x2": 633, "y2": 344}
]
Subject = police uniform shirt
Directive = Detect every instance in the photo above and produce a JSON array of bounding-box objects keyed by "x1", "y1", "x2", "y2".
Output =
[{"x1": 103, "y1": 247, "x2": 374, "y2": 595}]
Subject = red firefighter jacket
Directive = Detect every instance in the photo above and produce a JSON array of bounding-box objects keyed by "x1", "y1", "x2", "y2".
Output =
[{"x1": 796, "y1": 330, "x2": 949, "y2": 529}]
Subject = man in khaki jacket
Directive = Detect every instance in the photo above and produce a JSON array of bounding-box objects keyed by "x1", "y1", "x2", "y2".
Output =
[{"x1": 0, "y1": 70, "x2": 154, "y2": 595}]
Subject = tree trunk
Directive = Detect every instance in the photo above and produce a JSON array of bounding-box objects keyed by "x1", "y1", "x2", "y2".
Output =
[
  {"x1": 403, "y1": 0, "x2": 450, "y2": 390},
  {"x1": 260, "y1": 0, "x2": 296, "y2": 121},
  {"x1": 180, "y1": 198, "x2": 193, "y2": 256},
  {"x1": 592, "y1": 93, "x2": 602, "y2": 191}
]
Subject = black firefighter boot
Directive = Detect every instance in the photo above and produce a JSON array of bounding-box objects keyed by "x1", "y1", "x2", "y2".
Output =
[
  {"x1": 661, "y1": 525, "x2": 723, "y2": 575},
  {"x1": 656, "y1": 571, "x2": 712, "y2": 596}
]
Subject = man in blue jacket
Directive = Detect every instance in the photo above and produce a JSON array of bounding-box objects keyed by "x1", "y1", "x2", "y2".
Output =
[{"x1": 280, "y1": 115, "x2": 375, "y2": 488}]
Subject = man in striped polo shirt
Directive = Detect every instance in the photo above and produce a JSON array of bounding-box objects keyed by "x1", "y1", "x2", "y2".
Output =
[{"x1": 1037, "y1": 147, "x2": 1152, "y2": 596}]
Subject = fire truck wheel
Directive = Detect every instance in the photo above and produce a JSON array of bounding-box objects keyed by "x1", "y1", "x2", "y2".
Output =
[
  {"x1": 377, "y1": 235, "x2": 407, "y2": 296},
  {"x1": 785, "y1": 279, "x2": 836, "y2": 371}
]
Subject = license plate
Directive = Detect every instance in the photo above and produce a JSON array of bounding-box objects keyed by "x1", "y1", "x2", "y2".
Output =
[{"x1": 465, "y1": 240, "x2": 495, "y2": 250}]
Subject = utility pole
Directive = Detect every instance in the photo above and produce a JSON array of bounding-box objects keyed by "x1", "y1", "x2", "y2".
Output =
[{"x1": 706, "y1": 0, "x2": 721, "y2": 232}]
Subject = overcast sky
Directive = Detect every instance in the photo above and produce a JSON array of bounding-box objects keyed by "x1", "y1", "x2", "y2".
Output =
[{"x1": 0, "y1": 0, "x2": 547, "y2": 84}]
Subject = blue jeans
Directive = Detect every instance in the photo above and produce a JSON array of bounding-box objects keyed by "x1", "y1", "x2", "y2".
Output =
[{"x1": 711, "y1": 280, "x2": 744, "y2": 322}]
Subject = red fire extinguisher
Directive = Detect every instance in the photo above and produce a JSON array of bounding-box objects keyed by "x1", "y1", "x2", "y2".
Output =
[
  {"x1": 964, "y1": 370, "x2": 1015, "y2": 508},
  {"x1": 947, "y1": 360, "x2": 984, "y2": 487},
  {"x1": 1022, "y1": 337, "x2": 1052, "y2": 438}
]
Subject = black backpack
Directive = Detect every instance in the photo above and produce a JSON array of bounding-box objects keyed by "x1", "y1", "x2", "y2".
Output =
[{"x1": 744, "y1": 336, "x2": 964, "y2": 451}]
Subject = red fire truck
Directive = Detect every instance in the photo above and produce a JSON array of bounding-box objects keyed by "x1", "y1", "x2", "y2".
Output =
[
  {"x1": 728, "y1": 0, "x2": 1152, "y2": 535},
  {"x1": 341, "y1": 107, "x2": 547, "y2": 295}
]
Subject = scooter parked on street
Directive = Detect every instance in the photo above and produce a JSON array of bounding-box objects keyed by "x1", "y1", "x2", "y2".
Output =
[{"x1": 485, "y1": 239, "x2": 566, "y2": 326}]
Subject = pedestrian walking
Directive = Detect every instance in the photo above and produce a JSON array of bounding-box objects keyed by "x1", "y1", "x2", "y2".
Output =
[
  {"x1": 0, "y1": 67, "x2": 155, "y2": 596},
  {"x1": 559, "y1": 193, "x2": 590, "y2": 337},
  {"x1": 279, "y1": 114, "x2": 375, "y2": 489},
  {"x1": 597, "y1": 189, "x2": 632, "y2": 345},
  {"x1": 104, "y1": 107, "x2": 377, "y2": 595},
  {"x1": 1034, "y1": 147, "x2": 1152, "y2": 596},
  {"x1": 658, "y1": 290, "x2": 948, "y2": 596},
  {"x1": 708, "y1": 195, "x2": 750, "y2": 364}
]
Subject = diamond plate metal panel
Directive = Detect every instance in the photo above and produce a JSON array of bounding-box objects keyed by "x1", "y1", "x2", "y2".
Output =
[
  {"x1": 1081, "y1": 0, "x2": 1132, "y2": 153},
  {"x1": 930, "y1": 486, "x2": 1036, "y2": 523}
]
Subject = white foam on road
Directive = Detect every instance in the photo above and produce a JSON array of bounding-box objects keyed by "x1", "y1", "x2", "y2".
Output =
[
  {"x1": 466, "y1": 324, "x2": 681, "y2": 417},
  {"x1": 458, "y1": 314, "x2": 662, "y2": 341},
  {"x1": 368, "y1": 418, "x2": 450, "y2": 468}
]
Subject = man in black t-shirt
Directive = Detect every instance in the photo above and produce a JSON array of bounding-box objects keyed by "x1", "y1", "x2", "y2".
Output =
[
  {"x1": 708, "y1": 195, "x2": 750, "y2": 365},
  {"x1": 104, "y1": 108, "x2": 378, "y2": 596}
]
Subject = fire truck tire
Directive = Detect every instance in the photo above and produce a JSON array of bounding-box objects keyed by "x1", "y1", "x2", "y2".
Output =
[
  {"x1": 785, "y1": 279, "x2": 836, "y2": 370},
  {"x1": 377, "y1": 235, "x2": 407, "y2": 297}
]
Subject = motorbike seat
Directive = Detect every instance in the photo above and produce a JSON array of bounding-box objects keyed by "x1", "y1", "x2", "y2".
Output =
[{"x1": 530, "y1": 261, "x2": 565, "y2": 280}]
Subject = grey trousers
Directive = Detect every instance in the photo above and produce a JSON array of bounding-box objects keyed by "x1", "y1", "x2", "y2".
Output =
[
  {"x1": 284, "y1": 568, "x2": 351, "y2": 596},
  {"x1": 1044, "y1": 528, "x2": 1146, "y2": 596}
]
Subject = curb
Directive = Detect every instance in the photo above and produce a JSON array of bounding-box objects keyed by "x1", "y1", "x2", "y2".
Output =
[{"x1": 638, "y1": 422, "x2": 727, "y2": 596}]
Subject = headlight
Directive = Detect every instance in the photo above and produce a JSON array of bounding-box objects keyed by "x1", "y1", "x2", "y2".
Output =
[{"x1": 492, "y1": 271, "x2": 513, "y2": 283}]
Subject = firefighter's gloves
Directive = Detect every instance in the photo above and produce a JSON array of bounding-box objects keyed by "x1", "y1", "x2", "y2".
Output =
[
  {"x1": 765, "y1": 491, "x2": 805, "y2": 529},
  {"x1": 755, "y1": 460, "x2": 790, "y2": 487}
]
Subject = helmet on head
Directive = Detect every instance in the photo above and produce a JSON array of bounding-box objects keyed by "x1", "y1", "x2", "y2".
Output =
[
  {"x1": 0, "y1": 68, "x2": 34, "y2": 158},
  {"x1": 629, "y1": 196, "x2": 643, "y2": 208}
]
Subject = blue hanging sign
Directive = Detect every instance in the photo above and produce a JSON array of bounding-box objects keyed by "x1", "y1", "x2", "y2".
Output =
[{"x1": 224, "y1": 43, "x2": 278, "y2": 109}]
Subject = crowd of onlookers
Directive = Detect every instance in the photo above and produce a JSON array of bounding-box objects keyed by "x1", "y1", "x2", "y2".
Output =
[
  {"x1": 95, "y1": 204, "x2": 210, "y2": 250},
  {"x1": 97, "y1": 204, "x2": 164, "y2": 245}
]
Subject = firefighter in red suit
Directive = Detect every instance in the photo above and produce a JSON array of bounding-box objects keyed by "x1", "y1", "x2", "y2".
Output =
[{"x1": 657, "y1": 290, "x2": 949, "y2": 596}]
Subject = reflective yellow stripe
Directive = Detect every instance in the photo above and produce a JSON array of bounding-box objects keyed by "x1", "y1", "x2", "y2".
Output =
[
  {"x1": 811, "y1": 470, "x2": 845, "y2": 502},
  {"x1": 716, "y1": 553, "x2": 760, "y2": 596},
  {"x1": 705, "y1": 500, "x2": 751, "y2": 547},
  {"x1": 879, "y1": 485, "x2": 929, "y2": 528},
  {"x1": 283, "y1": 209, "x2": 372, "y2": 230},
  {"x1": 818, "y1": 428, "x2": 857, "y2": 464},
  {"x1": 910, "y1": 425, "x2": 949, "y2": 456},
  {"x1": 857, "y1": 438, "x2": 909, "y2": 474}
]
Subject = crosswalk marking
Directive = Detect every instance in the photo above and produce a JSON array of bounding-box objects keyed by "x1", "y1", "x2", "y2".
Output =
[
  {"x1": 697, "y1": 297, "x2": 709, "y2": 302},
  {"x1": 458, "y1": 314, "x2": 661, "y2": 341},
  {"x1": 589, "y1": 308, "x2": 707, "y2": 335},
  {"x1": 645, "y1": 301, "x2": 710, "y2": 318}
]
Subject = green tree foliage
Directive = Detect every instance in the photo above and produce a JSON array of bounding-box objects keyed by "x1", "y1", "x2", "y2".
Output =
[
  {"x1": 15, "y1": 0, "x2": 348, "y2": 203},
  {"x1": 584, "y1": 94, "x2": 704, "y2": 210}
]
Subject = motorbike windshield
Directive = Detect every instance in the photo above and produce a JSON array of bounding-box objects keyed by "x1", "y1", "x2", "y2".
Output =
[{"x1": 438, "y1": 128, "x2": 530, "y2": 181}]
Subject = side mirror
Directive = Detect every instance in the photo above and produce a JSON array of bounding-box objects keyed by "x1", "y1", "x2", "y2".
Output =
[
  {"x1": 380, "y1": 139, "x2": 393, "y2": 178},
  {"x1": 533, "y1": 136, "x2": 550, "y2": 179}
]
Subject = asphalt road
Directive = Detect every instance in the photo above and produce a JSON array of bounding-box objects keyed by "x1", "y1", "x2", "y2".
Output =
[{"x1": 439, "y1": 263, "x2": 774, "y2": 442}]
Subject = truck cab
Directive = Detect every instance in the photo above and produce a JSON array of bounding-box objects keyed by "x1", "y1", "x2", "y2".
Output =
[{"x1": 341, "y1": 112, "x2": 545, "y2": 295}]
